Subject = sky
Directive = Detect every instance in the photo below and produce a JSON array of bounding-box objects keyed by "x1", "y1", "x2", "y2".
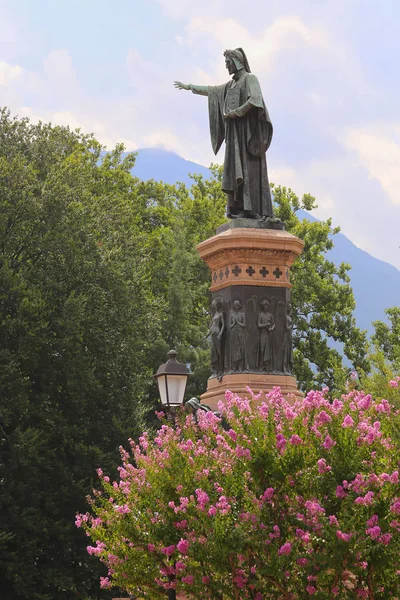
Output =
[{"x1": 1, "y1": 0, "x2": 400, "y2": 269}]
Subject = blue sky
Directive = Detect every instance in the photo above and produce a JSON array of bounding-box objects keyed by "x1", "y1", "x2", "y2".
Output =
[{"x1": 1, "y1": 0, "x2": 400, "y2": 269}]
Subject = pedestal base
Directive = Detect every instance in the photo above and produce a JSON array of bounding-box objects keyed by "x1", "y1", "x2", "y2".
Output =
[{"x1": 201, "y1": 373, "x2": 303, "y2": 410}]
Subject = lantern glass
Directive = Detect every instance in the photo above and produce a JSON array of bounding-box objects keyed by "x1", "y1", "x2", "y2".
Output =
[{"x1": 157, "y1": 374, "x2": 188, "y2": 407}]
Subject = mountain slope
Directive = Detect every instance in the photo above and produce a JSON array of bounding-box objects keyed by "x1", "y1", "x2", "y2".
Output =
[{"x1": 132, "y1": 148, "x2": 400, "y2": 334}]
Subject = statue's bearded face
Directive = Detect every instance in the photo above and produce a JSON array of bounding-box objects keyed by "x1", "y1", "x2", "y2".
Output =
[{"x1": 225, "y1": 56, "x2": 236, "y2": 75}]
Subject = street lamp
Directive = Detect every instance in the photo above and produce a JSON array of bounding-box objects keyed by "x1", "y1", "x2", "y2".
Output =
[
  {"x1": 154, "y1": 350, "x2": 191, "y2": 600},
  {"x1": 154, "y1": 350, "x2": 191, "y2": 416}
]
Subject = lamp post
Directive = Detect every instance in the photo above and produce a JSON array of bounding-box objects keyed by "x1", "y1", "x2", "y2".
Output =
[
  {"x1": 154, "y1": 349, "x2": 191, "y2": 421},
  {"x1": 154, "y1": 350, "x2": 191, "y2": 599}
]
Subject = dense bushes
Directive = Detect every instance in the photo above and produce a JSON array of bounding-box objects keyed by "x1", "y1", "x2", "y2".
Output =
[{"x1": 80, "y1": 383, "x2": 400, "y2": 599}]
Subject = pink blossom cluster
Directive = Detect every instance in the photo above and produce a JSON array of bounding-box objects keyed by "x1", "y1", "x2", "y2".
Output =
[{"x1": 78, "y1": 382, "x2": 400, "y2": 599}]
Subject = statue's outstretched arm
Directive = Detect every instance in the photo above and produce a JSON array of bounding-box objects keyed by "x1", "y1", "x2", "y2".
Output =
[
  {"x1": 174, "y1": 81, "x2": 208, "y2": 96},
  {"x1": 189, "y1": 84, "x2": 208, "y2": 96}
]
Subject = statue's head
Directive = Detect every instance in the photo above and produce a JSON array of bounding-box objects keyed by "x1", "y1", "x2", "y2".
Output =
[
  {"x1": 232, "y1": 300, "x2": 241, "y2": 311},
  {"x1": 223, "y1": 48, "x2": 251, "y2": 75},
  {"x1": 261, "y1": 298, "x2": 270, "y2": 310}
]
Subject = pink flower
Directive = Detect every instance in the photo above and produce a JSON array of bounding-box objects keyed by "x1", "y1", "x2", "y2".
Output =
[
  {"x1": 323, "y1": 434, "x2": 335, "y2": 450},
  {"x1": 202, "y1": 576, "x2": 210, "y2": 584},
  {"x1": 336, "y1": 530, "x2": 352, "y2": 542},
  {"x1": 329, "y1": 515, "x2": 339, "y2": 527},
  {"x1": 276, "y1": 433, "x2": 287, "y2": 452},
  {"x1": 195, "y1": 488, "x2": 210, "y2": 507},
  {"x1": 366, "y1": 515, "x2": 379, "y2": 527},
  {"x1": 366, "y1": 525, "x2": 381, "y2": 540},
  {"x1": 305, "y1": 500, "x2": 325, "y2": 515},
  {"x1": 147, "y1": 543, "x2": 155, "y2": 552},
  {"x1": 161, "y1": 545, "x2": 175, "y2": 556},
  {"x1": 317, "y1": 458, "x2": 331, "y2": 473},
  {"x1": 228, "y1": 428, "x2": 237, "y2": 441},
  {"x1": 278, "y1": 542, "x2": 292, "y2": 556},
  {"x1": 181, "y1": 575, "x2": 194, "y2": 584},
  {"x1": 316, "y1": 410, "x2": 332, "y2": 424},
  {"x1": 100, "y1": 577, "x2": 111, "y2": 589},
  {"x1": 75, "y1": 515, "x2": 83, "y2": 528},
  {"x1": 177, "y1": 539, "x2": 190, "y2": 554},
  {"x1": 355, "y1": 491, "x2": 374, "y2": 506},
  {"x1": 389, "y1": 379, "x2": 399, "y2": 388},
  {"x1": 390, "y1": 499, "x2": 400, "y2": 515},
  {"x1": 306, "y1": 585, "x2": 316, "y2": 595},
  {"x1": 175, "y1": 560, "x2": 186, "y2": 572},
  {"x1": 336, "y1": 485, "x2": 347, "y2": 498},
  {"x1": 262, "y1": 487, "x2": 275, "y2": 501},
  {"x1": 342, "y1": 415, "x2": 354, "y2": 428},
  {"x1": 379, "y1": 533, "x2": 392, "y2": 545},
  {"x1": 289, "y1": 434, "x2": 302, "y2": 445}
]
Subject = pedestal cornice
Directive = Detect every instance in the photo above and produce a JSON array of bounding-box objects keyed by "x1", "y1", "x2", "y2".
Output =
[{"x1": 196, "y1": 228, "x2": 304, "y2": 292}]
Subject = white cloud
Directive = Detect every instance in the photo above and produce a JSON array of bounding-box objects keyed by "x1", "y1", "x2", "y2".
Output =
[
  {"x1": 142, "y1": 129, "x2": 182, "y2": 151},
  {"x1": 269, "y1": 162, "x2": 335, "y2": 214},
  {"x1": 0, "y1": 60, "x2": 23, "y2": 85},
  {"x1": 345, "y1": 127, "x2": 400, "y2": 206},
  {"x1": 156, "y1": 0, "x2": 225, "y2": 20},
  {"x1": 19, "y1": 107, "x2": 138, "y2": 151},
  {"x1": 179, "y1": 16, "x2": 327, "y2": 79}
]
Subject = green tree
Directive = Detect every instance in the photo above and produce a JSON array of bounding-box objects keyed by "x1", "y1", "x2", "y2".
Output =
[
  {"x1": 0, "y1": 109, "x2": 161, "y2": 599},
  {"x1": 360, "y1": 307, "x2": 400, "y2": 403},
  {"x1": 371, "y1": 306, "x2": 400, "y2": 370}
]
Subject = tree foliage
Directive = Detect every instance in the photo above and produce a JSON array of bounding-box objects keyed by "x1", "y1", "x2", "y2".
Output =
[
  {"x1": 0, "y1": 109, "x2": 161, "y2": 599},
  {"x1": 360, "y1": 307, "x2": 400, "y2": 402}
]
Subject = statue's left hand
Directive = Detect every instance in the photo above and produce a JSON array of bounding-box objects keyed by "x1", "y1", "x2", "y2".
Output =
[{"x1": 224, "y1": 110, "x2": 237, "y2": 120}]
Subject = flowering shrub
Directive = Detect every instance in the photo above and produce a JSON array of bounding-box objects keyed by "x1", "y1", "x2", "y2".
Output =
[{"x1": 78, "y1": 385, "x2": 400, "y2": 599}]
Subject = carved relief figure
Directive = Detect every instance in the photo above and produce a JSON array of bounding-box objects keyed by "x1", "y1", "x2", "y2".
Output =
[
  {"x1": 258, "y1": 298, "x2": 275, "y2": 372},
  {"x1": 209, "y1": 298, "x2": 225, "y2": 377},
  {"x1": 229, "y1": 300, "x2": 247, "y2": 372},
  {"x1": 274, "y1": 300, "x2": 286, "y2": 373},
  {"x1": 283, "y1": 302, "x2": 294, "y2": 374}
]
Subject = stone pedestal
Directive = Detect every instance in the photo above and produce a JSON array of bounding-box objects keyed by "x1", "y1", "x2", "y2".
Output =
[{"x1": 196, "y1": 221, "x2": 304, "y2": 410}]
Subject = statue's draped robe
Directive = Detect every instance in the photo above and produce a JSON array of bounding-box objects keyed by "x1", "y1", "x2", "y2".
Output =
[{"x1": 200, "y1": 71, "x2": 273, "y2": 216}]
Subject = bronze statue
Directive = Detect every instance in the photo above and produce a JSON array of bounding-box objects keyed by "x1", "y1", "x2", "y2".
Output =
[
  {"x1": 209, "y1": 298, "x2": 225, "y2": 377},
  {"x1": 229, "y1": 300, "x2": 247, "y2": 372},
  {"x1": 258, "y1": 298, "x2": 275, "y2": 372},
  {"x1": 174, "y1": 48, "x2": 273, "y2": 220}
]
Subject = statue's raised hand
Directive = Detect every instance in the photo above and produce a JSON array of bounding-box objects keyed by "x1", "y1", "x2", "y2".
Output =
[{"x1": 174, "y1": 81, "x2": 190, "y2": 91}]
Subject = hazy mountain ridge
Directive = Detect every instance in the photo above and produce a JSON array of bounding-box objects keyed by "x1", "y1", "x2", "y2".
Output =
[{"x1": 133, "y1": 148, "x2": 400, "y2": 334}]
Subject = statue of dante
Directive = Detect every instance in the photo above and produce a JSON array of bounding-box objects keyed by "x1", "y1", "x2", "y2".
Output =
[{"x1": 174, "y1": 48, "x2": 273, "y2": 219}]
